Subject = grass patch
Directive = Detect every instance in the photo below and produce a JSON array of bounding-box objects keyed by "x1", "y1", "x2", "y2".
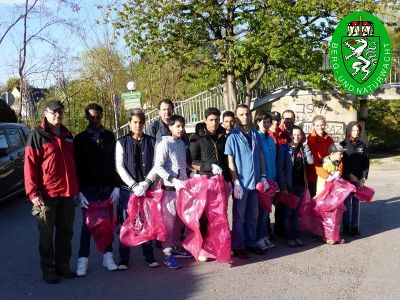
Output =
[{"x1": 370, "y1": 159, "x2": 383, "y2": 165}]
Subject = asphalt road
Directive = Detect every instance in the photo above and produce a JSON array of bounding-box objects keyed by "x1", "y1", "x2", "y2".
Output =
[{"x1": 0, "y1": 170, "x2": 399, "y2": 300}]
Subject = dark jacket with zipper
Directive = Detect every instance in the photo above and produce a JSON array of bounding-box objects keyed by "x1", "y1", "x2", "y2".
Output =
[
  {"x1": 340, "y1": 121, "x2": 369, "y2": 181},
  {"x1": 74, "y1": 126, "x2": 121, "y2": 188},
  {"x1": 188, "y1": 122, "x2": 231, "y2": 181}
]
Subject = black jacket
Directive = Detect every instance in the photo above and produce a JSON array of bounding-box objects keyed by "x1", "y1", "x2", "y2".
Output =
[
  {"x1": 188, "y1": 122, "x2": 231, "y2": 181},
  {"x1": 74, "y1": 126, "x2": 121, "y2": 188},
  {"x1": 340, "y1": 121, "x2": 369, "y2": 181}
]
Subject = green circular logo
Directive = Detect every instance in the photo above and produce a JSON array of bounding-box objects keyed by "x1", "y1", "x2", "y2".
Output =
[{"x1": 330, "y1": 11, "x2": 392, "y2": 95}]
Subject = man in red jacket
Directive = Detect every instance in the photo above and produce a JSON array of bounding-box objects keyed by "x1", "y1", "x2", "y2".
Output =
[{"x1": 24, "y1": 100, "x2": 79, "y2": 284}]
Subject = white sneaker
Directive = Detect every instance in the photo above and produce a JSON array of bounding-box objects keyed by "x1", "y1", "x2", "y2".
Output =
[
  {"x1": 198, "y1": 255, "x2": 208, "y2": 262},
  {"x1": 257, "y1": 238, "x2": 268, "y2": 250},
  {"x1": 76, "y1": 257, "x2": 88, "y2": 277},
  {"x1": 264, "y1": 238, "x2": 276, "y2": 249},
  {"x1": 102, "y1": 252, "x2": 118, "y2": 271}
]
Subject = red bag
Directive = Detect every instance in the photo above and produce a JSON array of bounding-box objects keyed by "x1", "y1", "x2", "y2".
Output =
[
  {"x1": 176, "y1": 175, "x2": 232, "y2": 263},
  {"x1": 119, "y1": 189, "x2": 166, "y2": 247},
  {"x1": 176, "y1": 175, "x2": 208, "y2": 261},
  {"x1": 199, "y1": 175, "x2": 231, "y2": 263},
  {"x1": 306, "y1": 178, "x2": 355, "y2": 242},
  {"x1": 355, "y1": 185, "x2": 375, "y2": 202},
  {"x1": 300, "y1": 192, "x2": 324, "y2": 237},
  {"x1": 275, "y1": 191, "x2": 300, "y2": 209},
  {"x1": 314, "y1": 179, "x2": 356, "y2": 213},
  {"x1": 256, "y1": 179, "x2": 279, "y2": 212},
  {"x1": 85, "y1": 199, "x2": 115, "y2": 253}
]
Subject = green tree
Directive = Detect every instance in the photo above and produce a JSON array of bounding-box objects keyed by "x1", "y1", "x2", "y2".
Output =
[{"x1": 109, "y1": 0, "x2": 397, "y2": 110}]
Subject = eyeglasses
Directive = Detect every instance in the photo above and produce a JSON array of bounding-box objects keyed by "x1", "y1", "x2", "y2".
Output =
[{"x1": 46, "y1": 109, "x2": 63, "y2": 116}]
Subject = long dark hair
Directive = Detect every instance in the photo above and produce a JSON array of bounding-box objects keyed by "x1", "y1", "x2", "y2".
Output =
[{"x1": 348, "y1": 122, "x2": 362, "y2": 143}]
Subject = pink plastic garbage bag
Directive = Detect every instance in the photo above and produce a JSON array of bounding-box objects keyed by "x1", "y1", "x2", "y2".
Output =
[
  {"x1": 300, "y1": 192, "x2": 324, "y2": 237},
  {"x1": 275, "y1": 191, "x2": 300, "y2": 209},
  {"x1": 85, "y1": 199, "x2": 115, "y2": 253},
  {"x1": 119, "y1": 189, "x2": 166, "y2": 247},
  {"x1": 199, "y1": 175, "x2": 231, "y2": 263},
  {"x1": 176, "y1": 175, "x2": 208, "y2": 261},
  {"x1": 256, "y1": 179, "x2": 279, "y2": 212},
  {"x1": 355, "y1": 185, "x2": 375, "y2": 202},
  {"x1": 313, "y1": 179, "x2": 356, "y2": 213}
]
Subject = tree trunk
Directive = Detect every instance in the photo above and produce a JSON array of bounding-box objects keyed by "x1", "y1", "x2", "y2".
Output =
[{"x1": 222, "y1": 71, "x2": 237, "y2": 111}]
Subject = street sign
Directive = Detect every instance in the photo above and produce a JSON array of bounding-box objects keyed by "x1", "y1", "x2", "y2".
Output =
[
  {"x1": 121, "y1": 91, "x2": 141, "y2": 109},
  {"x1": 0, "y1": 92, "x2": 15, "y2": 106}
]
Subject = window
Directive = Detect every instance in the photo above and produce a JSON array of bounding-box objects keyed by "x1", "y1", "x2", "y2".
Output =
[
  {"x1": 0, "y1": 130, "x2": 9, "y2": 155},
  {"x1": 5, "y1": 128, "x2": 24, "y2": 150}
]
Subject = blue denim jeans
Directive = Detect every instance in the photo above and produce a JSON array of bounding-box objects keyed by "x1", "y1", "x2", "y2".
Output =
[
  {"x1": 232, "y1": 189, "x2": 259, "y2": 250},
  {"x1": 118, "y1": 189, "x2": 155, "y2": 264},
  {"x1": 257, "y1": 204, "x2": 269, "y2": 240},
  {"x1": 283, "y1": 186, "x2": 304, "y2": 241},
  {"x1": 78, "y1": 186, "x2": 114, "y2": 258},
  {"x1": 343, "y1": 192, "x2": 360, "y2": 228}
]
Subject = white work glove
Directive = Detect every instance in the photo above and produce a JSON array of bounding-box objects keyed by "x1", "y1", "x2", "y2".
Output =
[
  {"x1": 233, "y1": 179, "x2": 243, "y2": 199},
  {"x1": 260, "y1": 177, "x2": 269, "y2": 191},
  {"x1": 189, "y1": 172, "x2": 201, "y2": 178},
  {"x1": 172, "y1": 178, "x2": 186, "y2": 191},
  {"x1": 132, "y1": 185, "x2": 145, "y2": 197},
  {"x1": 78, "y1": 192, "x2": 89, "y2": 209},
  {"x1": 211, "y1": 164, "x2": 223, "y2": 175},
  {"x1": 110, "y1": 187, "x2": 120, "y2": 203},
  {"x1": 138, "y1": 181, "x2": 149, "y2": 192},
  {"x1": 326, "y1": 175, "x2": 335, "y2": 182},
  {"x1": 333, "y1": 171, "x2": 341, "y2": 180}
]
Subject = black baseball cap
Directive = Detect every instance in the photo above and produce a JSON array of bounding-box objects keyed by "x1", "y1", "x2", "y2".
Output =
[
  {"x1": 271, "y1": 111, "x2": 281, "y2": 121},
  {"x1": 329, "y1": 143, "x2": 347, "y2": 153},
  {"x1": 45, "y1": 100, "x2": 64, "y2": 111}
]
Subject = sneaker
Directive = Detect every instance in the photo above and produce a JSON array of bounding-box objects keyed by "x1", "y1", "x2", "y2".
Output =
[
  {"x1": 233, "y1": 249, "x2": 249, "y2": 259},
  {"x1": 145, "y1": 258, "x2": 160, "y2": 268},
  {"x1": 118, "y1": 260, "x2": 129, "y2": 270},
  {"x1": 172, "y1": 248, "x2": 192, "y2": 258},
  {"x1": 264, "y1": 238, "x2": 276, "y2": 249},
  {"x1": 55, "y1": 266, "x2": 76, "y2": 278},
  {"x1": 246, "y1": 246, "x2": 267, "y2": 255},
  {"x1": 103, "y1": 252, "x2": 118, "y2": 271},
  {"x1": 294, "y1": 238, "x2": 304, "y2": 247},
  {"x1": 286, "y1": 240, "x2": 296, "y2": 248},
  {"x1": 198, "y1": 255, "x2": 208, "y2": 262},
  {"x1": 350, "y1": 227, "x2": 361, "y2": 237},
  {"x1": 164, "y1": 255, "x2": 181, "y2": 269},
  {"x1": 76, "y1": 257, "x2": 88, "y2": 277},
  {"x1": 257, "y1": 238, "x2": 268, "y2": 250}
]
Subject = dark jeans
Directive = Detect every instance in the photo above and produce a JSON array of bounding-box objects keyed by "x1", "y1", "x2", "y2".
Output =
[
  {"x1": 32, "y1": 197, "x2": 75, "y2": 275},
  {"x1": 78, "y1": 186, "x2": 114, "y2": 258},
  {"x1": 283, "y1": 186, "x2": 304, "y2": 241},
  {"x1": 118, "y1": 189, "x2": 155, "y2": 263},
  {"x1": 343, "y1": 192, "x2": 360, "y2": 229}
]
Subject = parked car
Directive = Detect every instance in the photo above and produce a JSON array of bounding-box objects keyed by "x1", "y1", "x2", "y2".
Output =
[{"x1": 0, "y1": 123, "x2": 31, "y2": 203}]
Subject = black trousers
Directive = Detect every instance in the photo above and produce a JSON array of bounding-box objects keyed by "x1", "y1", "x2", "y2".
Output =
[{"x1": 32, "y1": 197, "x2": 75, "y2": 275}]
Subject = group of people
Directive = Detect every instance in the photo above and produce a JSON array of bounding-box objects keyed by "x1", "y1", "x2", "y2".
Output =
[{"x1": 24, "y1": 98, "x2": 369, "y2": 284}]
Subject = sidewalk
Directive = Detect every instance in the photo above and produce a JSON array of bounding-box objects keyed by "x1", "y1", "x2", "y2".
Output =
[{"x1": 370, "y1": 154, "x2": 400, "y2": 172}]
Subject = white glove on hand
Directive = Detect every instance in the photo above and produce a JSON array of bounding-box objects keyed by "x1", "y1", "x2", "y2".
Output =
[
  {"x1": 132, "y1": 185, "x2": 145, "y2": 197},
  {"x1": 138, "y1": 181, "x2": 149, "y2": 192},
  {"x1": 233, "y1": 180, "x2": 243, "y2": 199},
  {"x1": 260, "y1": 177, "x2": 269, "y2": 191},
  {"x1": 110, "y1": 187, "x2": 120, "y2": 203},
  {"x1": 333, "y1": 171, "x2": 341, "y2": 179},
  {"x1": 78, "y1": 192, "x2": 89, "y2": 209},
  {"x1": 189, "y1": 172, "x2": 201, "y2": 178},
  {"x1": 211, "y1": 164, "x2": 223, "y2": 175},
  {"x1": 172, "y1": 178, "x2": 185, "y2": 191},
  {"x1": 326, "y1": 175, "x2": 334, "y2": 182}
]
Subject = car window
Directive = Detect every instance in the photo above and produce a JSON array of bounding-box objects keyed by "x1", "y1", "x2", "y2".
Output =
[
  {"x1": 21, "y1": 127, "x2": 31, "y2": 140},
  {"x1": 0, "y1": 130, "x2": 9, "y2": 155},
  {"x1": 5, "y1": 128, "x2": 25, "y2": 150}
]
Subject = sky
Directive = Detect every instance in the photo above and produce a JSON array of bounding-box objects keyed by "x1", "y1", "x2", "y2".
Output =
[{"x1": 0, "y1": 0, "x2": 127, "y2": 88}]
